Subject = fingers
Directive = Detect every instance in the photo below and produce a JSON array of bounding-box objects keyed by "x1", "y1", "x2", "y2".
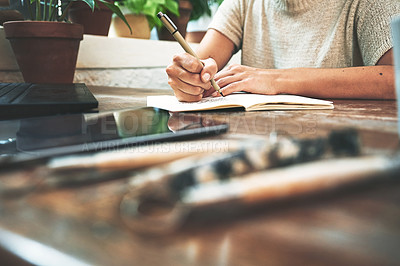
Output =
[
  {"x1": 210, "y1": 82, "x2": 242, "y2": 97},
  {"x1": 174, "y1": 53, "x2": 203, "y2": 74},
  {"x1": 166, "y1": 68, "x2": 205, "y2": 94},
  {"x1": 205, "y1": 64, "x2": 278, "y2": 97},
  {"x1": 167, "y1": 54, "x2": 206, "y2": 87},
  {"x1": 214, "y1": 64, "x2": 243, "y2": 83},
  {"x1": 212, "y1": 64, "x2": 248, "y2": 96},
  {"x1": 166, "y1": 53, "x2": 218, "y2": 102},
  {"x1": 201, "y1": 58, "x2": 218, "y2": 83},
  {"x1": 172, "y1": 81, "x2": 204, "y2": 102}
]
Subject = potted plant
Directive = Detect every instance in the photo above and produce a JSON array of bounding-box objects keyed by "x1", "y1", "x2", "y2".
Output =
[
  {"x1": 190, "y1": 0, "x2": 223, "y2": 22},
  {"x1": 186, "y1": 0, "x2": 223, "y2": 42},
  {"x1": 110, "y1": 6, "x2": 151, "y2": 39},
  {"x1": 113, "y1": 0, "x2": 222, "y2": 41},
  {"x1": 68, "y1": 0, "x2": 119, "y2": 36},
  {"x1": 2, "y1": 0, "x2": 130, "y2": 84},
  {"x1": 111, "y1": 0, "x2": 180, "y2": 39},
  {"x1": 160, "y1": 0, "x2": 224, "y2": 41},
  {"x1": 156, "y1": 0, "x2": 191, "y2": 41}
]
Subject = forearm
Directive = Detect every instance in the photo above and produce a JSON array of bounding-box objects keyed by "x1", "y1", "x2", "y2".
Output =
[
  {"x1": 275, "y1": 66, "x2": 395, "y2": 100},
  {"x1": 196, "y1": 29, "x2": 236, "y2": 71}
]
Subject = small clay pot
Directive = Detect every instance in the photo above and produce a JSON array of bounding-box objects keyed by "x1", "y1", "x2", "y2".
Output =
[{"x1": 3, "y1": 21, "x2": 83, "y2": 84}]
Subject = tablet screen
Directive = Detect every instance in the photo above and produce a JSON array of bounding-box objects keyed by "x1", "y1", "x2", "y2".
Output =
[{"x1": 0, "y1": 107, "x2": 228, "y2": 162}]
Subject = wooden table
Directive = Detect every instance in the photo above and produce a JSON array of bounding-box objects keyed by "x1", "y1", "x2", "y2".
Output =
[{"x1": 0, "y1": 86, "x2": 399, "y2": 266}]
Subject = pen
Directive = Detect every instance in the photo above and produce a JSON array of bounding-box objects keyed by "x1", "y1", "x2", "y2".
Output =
[{"x1": 157, "y1": 12, "x2": 224, "y2": 97}]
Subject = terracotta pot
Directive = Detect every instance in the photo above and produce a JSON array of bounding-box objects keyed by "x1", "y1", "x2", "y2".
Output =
[
  {"x1": 157, "y1": 0, "x2": 193, "y2": 41},
  {"x1": 3, "y1": 21, "x2": 83, "y2": 84},
  {"x1": 112, "y1": 13, "x2": 150, "y2": 39},
  {"x1": 68, "y1": 0, "x2": 113, "y2": 36},
  {"x1": 0, "y1": 0, "x2": 10, "y2": 7}
]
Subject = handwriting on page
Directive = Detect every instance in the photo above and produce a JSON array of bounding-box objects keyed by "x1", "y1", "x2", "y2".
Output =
[{"x1": 176, "y1": 97, "x2": 226, "y2": 105}]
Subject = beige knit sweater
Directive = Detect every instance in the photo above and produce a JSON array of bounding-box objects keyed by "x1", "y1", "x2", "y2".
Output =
[{"x1": 209, "y1": 0, "x2": 400, "y2": 68}]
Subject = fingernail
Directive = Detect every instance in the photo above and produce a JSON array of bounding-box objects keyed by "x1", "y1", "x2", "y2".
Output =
[{"x1": 202, "y1": 73, "x2": 210, "y2": 82}]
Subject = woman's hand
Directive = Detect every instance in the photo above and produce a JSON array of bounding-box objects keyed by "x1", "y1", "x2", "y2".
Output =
[
  {"x1": 213, "y1": 64, "x2": 280, "y2": 96},
  {"x1": 213, "y1": 48, "x2": 395, "y2": 100},
  {"x1": 166, "y1": 53, "x2": 219, "y2": 102}
]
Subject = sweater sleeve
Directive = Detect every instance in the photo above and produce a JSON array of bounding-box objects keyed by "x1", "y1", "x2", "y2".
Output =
[
  {"x1": 208, "y1": 0, "x2": 245, "y2": 52},
  {"x1": 356, "y1": 0, "x2": 400, "y2": 66}
]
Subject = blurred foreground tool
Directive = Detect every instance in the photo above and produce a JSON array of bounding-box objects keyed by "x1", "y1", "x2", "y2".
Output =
[
  {"x1": 120, "y1": 153, "x2": 400, "y2": 234},
  {"x1": 0, "y1": 139, "x2": 234, "y2": 197},
  {"x1": 120, "y1": 129, "x2": 370, "y2": 234}
]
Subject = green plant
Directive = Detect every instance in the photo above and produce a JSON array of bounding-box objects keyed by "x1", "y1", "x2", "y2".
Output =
[
  {"x1": 116, "y1": 0, "x2": 223, "y2": 30},
  {"x1": 23, "y1": 0, "x2": 131, "y2": 32},
  {"x1": 190, "y1": 0, "x2": 223, "y2": 21},
  {"x1": 117, "y1": 0, "x2": 179, "y2": 29}
]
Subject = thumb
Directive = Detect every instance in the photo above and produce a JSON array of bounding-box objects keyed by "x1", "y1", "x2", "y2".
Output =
[{"x1": 200, "y1": 58, "x2": 218, "y2": 83}]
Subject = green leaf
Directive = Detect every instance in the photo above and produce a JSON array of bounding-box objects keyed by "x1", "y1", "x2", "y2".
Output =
[
  {"x1": 142, "y1": 1, "x2": 158, "y2": 17},
  {"x1": 164, "y1": 0, "x2": 179, "y2": 16},
  {"x1": 80, "y1": 0, "x2": 96, "y2": 11},
  {"x1": 99, "y1": 0, "x2": 132, "y2": 34},
  {"x1": 189, "y1": 0, "x2": 211, "y2": 20}
]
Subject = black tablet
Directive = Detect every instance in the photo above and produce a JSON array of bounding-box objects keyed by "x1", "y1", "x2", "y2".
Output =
[
  {"x1": 0, "y1": 107, "x2": 228, "y2": 165},
  {"x1": 0, "y1": 83, "x2": 98, "y2": 119}
]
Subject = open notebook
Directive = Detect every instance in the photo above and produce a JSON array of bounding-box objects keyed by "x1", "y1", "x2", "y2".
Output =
[{"x1": 147, "y1": 93, "x2": 334, "y2": 112}]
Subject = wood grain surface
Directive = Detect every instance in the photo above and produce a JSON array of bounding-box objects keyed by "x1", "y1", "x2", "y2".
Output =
[{"x1": 0, "y1": 86, "x2": 399, "y2": 266}]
